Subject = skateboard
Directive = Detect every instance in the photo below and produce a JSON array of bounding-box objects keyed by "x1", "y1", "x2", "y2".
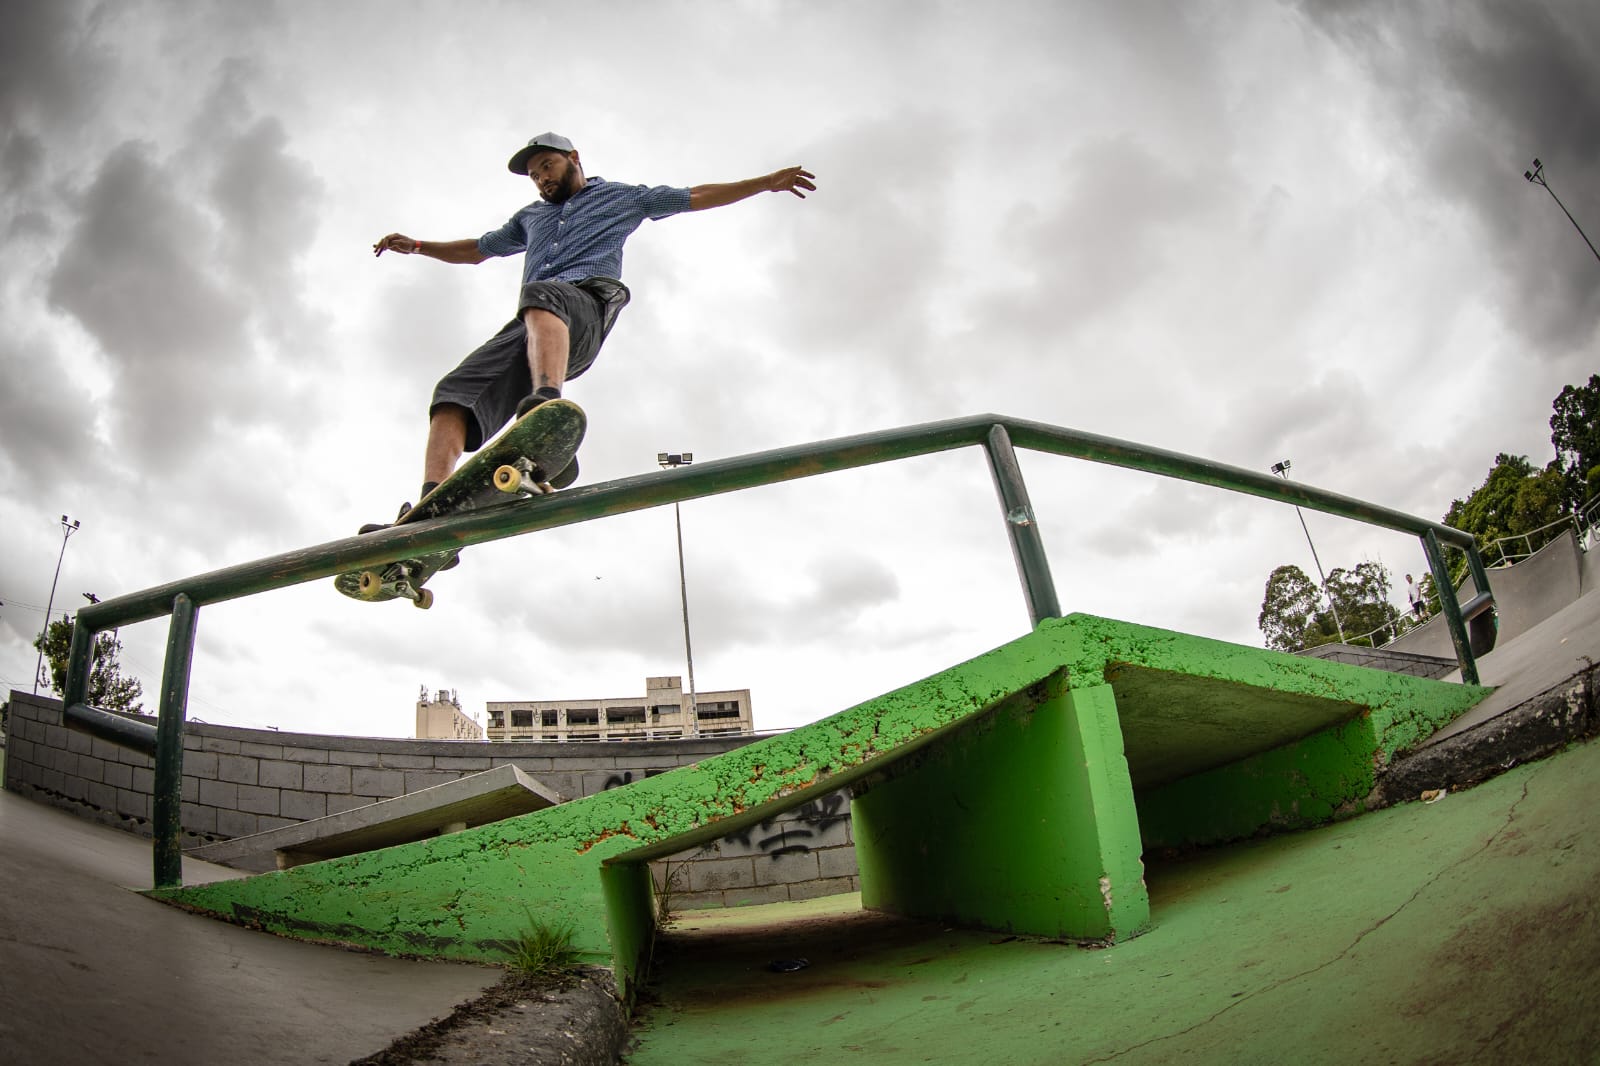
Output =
[{"x1": 335, "y1": 399, "x2": 586, "y2": 609}]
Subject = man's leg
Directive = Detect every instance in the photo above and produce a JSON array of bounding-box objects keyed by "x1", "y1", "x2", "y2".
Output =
[
  {"x1": 523, "y1": 306, "x2": 571, "y2": 401},
  {"x1": 423, "y1": 403, "x2": 470, "y2": 488}
]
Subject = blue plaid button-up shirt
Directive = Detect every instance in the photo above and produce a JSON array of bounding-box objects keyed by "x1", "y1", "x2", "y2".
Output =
[{"x1": 477, "y1": 177, "x2": 691, "y2": 287}]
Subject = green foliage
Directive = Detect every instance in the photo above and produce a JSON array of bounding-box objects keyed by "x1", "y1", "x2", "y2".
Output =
[
  {"x1": 1258, "y1": 560, "x2": 1402, "y2": 651},
  {"x1": 1550, "y1": 373, "x2": 1600, "y2": 513},
  {"x1": 507, "y1": 914, "x2": 579, "y2": 978},
  {"x1": 1258, "y1": 564, "x2": 1320, "y2": 652},
  {"x1": 31, "y1": 616, "x2": 145, "y2": 714},
  {"x1": 1443, "y1": 453, "x2": 1568, "y2": 571}
]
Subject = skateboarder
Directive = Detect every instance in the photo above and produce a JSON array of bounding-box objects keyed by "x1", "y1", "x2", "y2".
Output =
[{"x1": 364, "y1": 132, "x2": 815, "y2": 531}]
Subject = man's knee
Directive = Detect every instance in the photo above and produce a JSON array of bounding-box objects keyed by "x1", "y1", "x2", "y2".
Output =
[{"x1": 521, "y1": 306, "x2": 567, "y2": 333}]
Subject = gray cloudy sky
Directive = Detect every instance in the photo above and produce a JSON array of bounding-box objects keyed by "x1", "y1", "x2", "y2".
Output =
[{"x1": 2, "y1": 0, "x2": 1595, "y2": 736}]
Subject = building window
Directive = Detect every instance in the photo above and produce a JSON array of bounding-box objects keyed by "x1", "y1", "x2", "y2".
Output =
[
  {"x1": 511, "y1": 709, "x2": 533, "y2": 728},
  {"x1": 568, "y1": 709, "x2": 599, "y2": 726},
  {"x1": 541, "y1": 710, "x2": 558, "y2": 727},
  {"x1": 607, "y1": 706, "x2": 646, "y2": 725},
  {"x1": 489, "y1": 712, "x2": 505, "y2": 728},
  {"x1": 651, "y1": 705, "x2": 678, "y2": 718},
  {"x1": 697, "y1": 701, "x2": 742, "y2": 720}
]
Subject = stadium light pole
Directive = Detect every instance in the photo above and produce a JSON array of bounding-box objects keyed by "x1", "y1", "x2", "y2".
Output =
[
  {"x1": 657, "y1": 452, "x2": 699, "y2": 736},
  {"x1": 1270, "y1": 461, "x2": 1347, "y2": 644},
  {"x1": 1524, "y1": 158, "x2": 1600, "y2": 264},
  {"x1": 34, "y1": 515, "x2": 81, "y2": 695}
]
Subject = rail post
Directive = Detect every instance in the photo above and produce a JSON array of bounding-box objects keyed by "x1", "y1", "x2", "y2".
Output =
[
  {"x1": 1422, "y1": 530, "x2": 1480, "y2": 686},
  {"x1": 984, "y1": 423, "x2": 1061, "y2": 627},
  {"x1": 153, "y1": 594, "x2": 199, "y2": 888}
]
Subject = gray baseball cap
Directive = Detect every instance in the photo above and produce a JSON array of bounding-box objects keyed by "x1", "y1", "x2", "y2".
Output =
[{"x1": 508, "y1": 132, "x2": 576, "y2": 174}]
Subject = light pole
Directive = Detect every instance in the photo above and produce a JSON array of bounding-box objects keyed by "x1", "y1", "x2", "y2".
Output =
[
  {"x1": 657, "y1": 452, "x2": 699, "y2": 735},
  {"x1": 1270, "y1": 461, "x2": 1346, "y2": 644},
  {"x1": 1524, "y1": 158, "x2": 1600, "y2": 264},
  {"x1": 34, "y1": 515, "x2": 81, "y2": 695}
]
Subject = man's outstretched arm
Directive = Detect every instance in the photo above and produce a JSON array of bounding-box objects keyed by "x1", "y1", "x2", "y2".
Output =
[
  {"x1": 688, "y1": 166, "x2": 816, "y2": 211},
  {"x1": 372, "y1": 234, "x2": 487, "y2": 263}
]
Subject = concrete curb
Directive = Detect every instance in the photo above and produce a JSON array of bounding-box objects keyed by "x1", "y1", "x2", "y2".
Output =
[
  {"x1": 353, "y1": 967, "x2": 628, "y2": 1066},
  {"x1": 1369, "y1": 662, "x2": 1599, "y2": 808}
]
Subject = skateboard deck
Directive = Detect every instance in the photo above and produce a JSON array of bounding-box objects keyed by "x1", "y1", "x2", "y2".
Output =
[{"x1": 335, "y1": 399, "x2": 586, "y2": 608}]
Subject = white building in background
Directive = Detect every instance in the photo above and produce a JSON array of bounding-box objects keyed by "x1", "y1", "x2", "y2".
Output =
[
  {"x1": 486, "y1": 676, "x2": 754, "y2": 743},
  {"x1": 414, "y1": 686, "x2": 484, "y2": 741}
]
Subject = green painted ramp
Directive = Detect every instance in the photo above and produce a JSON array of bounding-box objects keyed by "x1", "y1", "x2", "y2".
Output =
[{"x1": 150, "y1": 614, "x2": 1489, "y2": 999}]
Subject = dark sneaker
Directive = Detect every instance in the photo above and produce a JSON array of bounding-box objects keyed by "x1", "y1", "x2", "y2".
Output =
[
  {"x1": 358, "y1": 501, "x2": 412, "y2": 535},
  {"x1": 515, "y1": 389, "x2": 561, "y2": 420}
]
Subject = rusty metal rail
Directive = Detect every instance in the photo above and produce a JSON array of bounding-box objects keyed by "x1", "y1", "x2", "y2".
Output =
[{"x1": 59, "y1": 412, "x2": 1493, "y2": 887}]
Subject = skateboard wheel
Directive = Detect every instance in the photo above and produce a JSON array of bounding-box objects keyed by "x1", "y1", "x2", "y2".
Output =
[
  {"x1": 494, "y1": 465, "x2": 523, "y2": 494},
  {"x1": 413, "y1": 588, "x2": 435, "y2": 610},
  {"x1": 357, "y1": 571, "x2": 385, "y2": 600}
]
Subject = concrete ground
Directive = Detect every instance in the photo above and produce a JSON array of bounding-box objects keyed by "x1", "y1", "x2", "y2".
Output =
[
  {"x1": 629, "y1": 730, "x2": 1600, "y2": 1064},
  {"x1": 0, "y1": 791, "x2": 500, "y2": 1065}
]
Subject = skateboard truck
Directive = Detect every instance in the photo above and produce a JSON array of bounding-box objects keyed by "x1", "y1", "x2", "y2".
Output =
[
  {"x1": 493, "y1": 458, "x2": 555, "y2": 496},
  {"x1": 356, "y1": 563, "x2": 436, "y2": 610}
]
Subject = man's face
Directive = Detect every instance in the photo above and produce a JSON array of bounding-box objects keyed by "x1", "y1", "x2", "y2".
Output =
[{"x1": 527, "y1": 150, "x2": 582, "y2": 204}]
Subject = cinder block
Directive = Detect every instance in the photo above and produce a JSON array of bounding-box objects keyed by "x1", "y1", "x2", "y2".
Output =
[
  {"x1": 131, "y1": 767, "x2": 155, "y2": 794},
  {"x1": 788, "y1": 876, "x2": 858, "y2": 902},
  {"x1": 687, "y1": 857, "x2": 757, "y2": 893},
  {"x1": 328, "y1": 750, "x2": 384, "y2": 767},
  {"x1": 185, "y1": 751, "x2": 219, "y2": 780},
  {"x1": 62, "y1": 775, "x2": 88, "y2": 801},
  {"x1": 817, "y1": 846, "x2": 859, "y2": 880},
  {"x1": 217, "y1": 754, "x2": 258, "y2": 785},
  {"x1": 373, "y1": 753, "x2": 435, "y2": 770},
  {"x1": 403, "y1": 770, "x2": 458, "y2": 794},
  {"x1": 259, "y1": 760, "x2": 302, "y2": 789},
  {"x1": 303, "y1": 764, "x2": 352, "y2": 793},
  {"x1": 352, "y1": 767, "x2": 405, "y2": 798},
  {"x1": 102, "y1": 762, "x2": 133, "y2": 790},
  {"x1": 117, "y1": 746, "x2": 154, "y2": 767},
  {"x1": 723, "y1": 884, "x2": 793, "y2": 908},
  {"x1": 67, "y1": 730, "x2": 94, "y2": 755},
  {"x1": 200, "y1": 736, "x2": 241, "y2": 755},
  {"x1": 282, "y1": 746, "x2": 330, "y2": 764},
  {"x1": 752, "y1": 849, "x2": 820, "y2": 887},
  {"x1": 280, "y1": 790, "x2": 327, "y2": 821},
  {"x1": 91, "y1": 737, "x2": 124, "y2": 762},
  {"x1": 181, "y1": 802, "x2": 217, "y2": 835},
  {"x1": 236, "y1": 785, "x2": 280, "y2": 816},
  {"x1": 433, "y1": 756, "x2": 491, "y2": 772},
  {"x1": 325, "y1": 794, "x2": 372, "y2": 815},
  {"x1": 216, "y1": 808, "x2": 258, "y2": 838},
  {"x1": 116, "y1": 788, "x2": 148, "y2": 819},
  {"x1": 182, "y1": 776, "x2": 198, "y2": 802},
  {"x1": 672, "y1": 889, "x2": 730, "y2": 911},
  {"x1": 86, "y1": 780, "x2": 116, "y2": 810},
  {"x1": 182, "y1": 734, "x2": 203, "y2": 751},
  {"x1": 240, "y1": 742, "x2": 284, "y2": 759},
  {"x1": 73, "y1": 754, "x2": 105, "y2": 784},
  {"x1": 199, "y1": 779, "x2": 238, "y2": 809}
]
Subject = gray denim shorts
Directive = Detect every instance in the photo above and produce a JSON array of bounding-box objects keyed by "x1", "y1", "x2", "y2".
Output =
[{"x1": 430, "y1": 280, "x2": 609, "y2": 451}]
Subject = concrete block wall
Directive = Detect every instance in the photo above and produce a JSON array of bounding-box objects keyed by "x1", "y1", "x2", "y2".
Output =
[{"x1": 2, "y1": 690, "x2": 858, "y2": 906}]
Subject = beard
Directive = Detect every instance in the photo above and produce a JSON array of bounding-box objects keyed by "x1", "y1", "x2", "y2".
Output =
[{"x1": 538, "y1": 158, "x2": 583, "y2": 204}]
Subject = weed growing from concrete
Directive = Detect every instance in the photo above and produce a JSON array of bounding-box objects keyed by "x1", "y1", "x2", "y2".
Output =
[
  {"x1": 654, "y1": 861, "x2": 686, "y2": 924},
  {"x1": 508, "y1": 914, "x2": 579, "y2": 978}
]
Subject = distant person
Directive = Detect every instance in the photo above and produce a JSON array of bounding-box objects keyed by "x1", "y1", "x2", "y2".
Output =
[
  {"x1": 364, "y1": 132, "x2": 816, "y2": 530},
  {"x1": 1405, "y1": 574, "x2": 1428, "y2": 621}
]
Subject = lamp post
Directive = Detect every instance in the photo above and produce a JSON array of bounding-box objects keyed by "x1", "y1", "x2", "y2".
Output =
[
  {"x1": 657, "y1": 452, "x2": 699, "y2": 735},
  {"x1": 1524, "y1": 158, "x2": 1600, "y2": 264},
  {"x1": 34, "y1": 515, "x2": 81, "y2": 695},
  {"x1": 1270, "y1": 461, "x2": 1346, "y2": 644}
]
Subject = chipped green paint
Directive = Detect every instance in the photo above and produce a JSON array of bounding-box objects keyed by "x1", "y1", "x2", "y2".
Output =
[{"x1": 148, "y1": 613, "x2": 1490, "y2": 1000}]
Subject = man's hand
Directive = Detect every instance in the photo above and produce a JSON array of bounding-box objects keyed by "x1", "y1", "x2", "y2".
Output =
[
  {"x1": 765, "y1": 166, "x2": 817, "y2": 199},
  {"x1": 373, "y1": 233, "x2": 420, "y2": 256}
]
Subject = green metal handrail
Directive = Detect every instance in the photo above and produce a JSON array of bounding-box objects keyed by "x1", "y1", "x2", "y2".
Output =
[{"x1": 59, "y1": 412, "x2": 1493, "y2": 887}]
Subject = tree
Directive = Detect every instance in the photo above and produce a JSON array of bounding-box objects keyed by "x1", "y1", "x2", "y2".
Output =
[
  {"x1": 1324, "y1": 561, "x2": 1403, "y2": 646},
  {"x1": 1258, "y1": 564, "x2": 1321, "y2": 652},
  {"x1": 1443, "y1": 453, "x2": 1567, "y2": 569},
  {"x1": 1550, "y1": 374, "x2": 1600, "y2": 515},
  {"x1": 32, "y1": 616, "x2": 145, "y2": 714}
]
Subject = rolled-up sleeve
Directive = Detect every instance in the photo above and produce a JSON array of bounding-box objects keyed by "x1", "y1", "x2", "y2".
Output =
[
  {"x1": 478, "y1": 214, "x2": 528, "y2": 258},
  {"x1": 638, "y1": 185, "x2": 692, "y2": 221}
]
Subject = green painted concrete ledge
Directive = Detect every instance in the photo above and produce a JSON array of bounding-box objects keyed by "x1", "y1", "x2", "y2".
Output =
[{"x1": 149, "y1": 614, "x2": 1489, "y2": 1000}]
